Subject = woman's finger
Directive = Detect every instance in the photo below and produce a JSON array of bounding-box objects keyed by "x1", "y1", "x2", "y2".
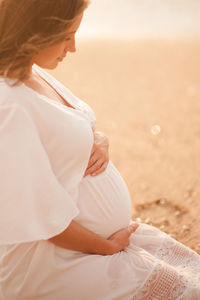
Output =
[
  {"x1": 91, "y1": 161, "x2": 108, "y2": 176},
  {"x1": 84, "y1": 158, "x2": 104, "y2": 176},
  {"x1": 87, "y1": 152, "x2": 98, "y2": 169},
  {"x1": 127, "y1": 223, "x2": 139, "y2": 235},
  {"x1": 86, "y1": 149, "x2": 108, "y2": 172}
]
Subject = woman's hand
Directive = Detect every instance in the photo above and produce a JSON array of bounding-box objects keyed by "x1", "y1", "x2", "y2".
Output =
[
  {"x1": 84, "y1": 131, "x2": 109, "y2": 177},
  {"x1": 107, "y1": 223, "x2": 139, "y2": 254},
  {"x1": 49, "y1": 220, "x2": 139, "y2": 256}
]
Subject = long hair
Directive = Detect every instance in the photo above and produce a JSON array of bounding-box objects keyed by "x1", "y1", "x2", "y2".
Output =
[{"x1": 0, "y1": 0, "x2": 89, "y2": 83}]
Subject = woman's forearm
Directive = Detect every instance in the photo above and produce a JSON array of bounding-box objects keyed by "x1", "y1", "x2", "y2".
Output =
[
  {"x1": 48, "y1": 220, "x2": 114, "y2": 255},
  {"x1": 48, "y1": 220, "x2": 139, "y2": 255}
]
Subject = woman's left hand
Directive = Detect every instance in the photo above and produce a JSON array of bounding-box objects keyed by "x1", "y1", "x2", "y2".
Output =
[{"x1": 84, "y1": 131, "x2": 109, "y2": 177}]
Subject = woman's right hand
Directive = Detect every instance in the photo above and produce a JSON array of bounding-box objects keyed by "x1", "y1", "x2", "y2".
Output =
[
  {"x1": 49, "y1": 220, "x2": 139, "y2": 256},
  {"x1": 107, "y1": 223, "x2": 139, "y2": 255}
]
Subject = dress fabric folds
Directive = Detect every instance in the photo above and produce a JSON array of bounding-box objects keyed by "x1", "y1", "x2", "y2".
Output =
[
  {"x1": 0, "y1": 65, "x2": 199, "y2": 300},
  {"x1": 0, "y1": 103, "x2": 80, "y2": 244}
]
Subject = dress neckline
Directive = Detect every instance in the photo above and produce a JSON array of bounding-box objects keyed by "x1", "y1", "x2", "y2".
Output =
[
  {"x1": 22, "y1": 65, "x2": 78, "y2": 112},
  {"x1": 0, "y1": 66, "x2": 96, "y2": 127}
]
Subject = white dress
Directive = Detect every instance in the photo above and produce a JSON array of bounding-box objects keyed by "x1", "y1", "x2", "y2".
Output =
[{"x1": 0, "y1": 65, "x2": 200, "y2": 300}]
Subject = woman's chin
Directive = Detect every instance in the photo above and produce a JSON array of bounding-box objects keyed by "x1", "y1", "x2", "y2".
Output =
[
  {"x1": 36, "y1": 60, "x2": 60, "y2": 70},
  {"x1": 47, "y1": 61, "x2": 59, "y2": 70}
]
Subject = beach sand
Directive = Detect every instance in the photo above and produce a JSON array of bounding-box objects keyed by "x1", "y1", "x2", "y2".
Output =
[{"x1": 49, "y1": 37, "x2": 200, "y2": 253}]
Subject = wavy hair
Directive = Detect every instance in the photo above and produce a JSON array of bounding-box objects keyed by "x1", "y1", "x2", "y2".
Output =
[{"x1": 0, "y1": 0, "x2": 89, "y2": 83}]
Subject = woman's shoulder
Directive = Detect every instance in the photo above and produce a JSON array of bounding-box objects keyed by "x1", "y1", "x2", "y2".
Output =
[
  {"x1": 0, "y1": 77, "x2": 46, "y2": 122},
  {"x1": 0, "y1": 78, "x2": 31, "y2": 106},
  {"x1": 0, "y1": 78, "x2": 13, "y2": 103},
  {"x1": 0, "y1": 79, "x2": 42, "y2": 132}
]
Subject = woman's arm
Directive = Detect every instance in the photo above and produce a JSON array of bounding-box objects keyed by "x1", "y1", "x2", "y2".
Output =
[{"x1": 48, "y1": 220, "x2": 139, "y2": 255}]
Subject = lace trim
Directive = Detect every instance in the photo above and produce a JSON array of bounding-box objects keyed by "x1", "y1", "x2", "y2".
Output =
[
  {"x1": 132, "y1": 262, "x2": 188, "y2": 300},
  {"x1": 156, "y1": 236, "x2": 200, "y2": 282},
  {"x1": 132, "y1": 236, "x2": 200, "y2": 299}
]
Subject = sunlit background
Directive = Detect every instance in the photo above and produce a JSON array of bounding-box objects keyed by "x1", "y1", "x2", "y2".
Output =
[
  {"x1": 50, "y1": 0, "x2": 200, "y2": 252},
  {"x1": 78, "y1": 0, "x2": 200, "y2": 38}
]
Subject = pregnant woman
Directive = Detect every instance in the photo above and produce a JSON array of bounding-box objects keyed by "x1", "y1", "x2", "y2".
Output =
[{"x1": 0, "y1": 0, "x2": 200, "y2": 299}]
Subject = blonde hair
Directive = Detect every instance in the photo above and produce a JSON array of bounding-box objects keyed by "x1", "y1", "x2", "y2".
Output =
[{"x1": 0, "y1": 0, "x2": 89, "y2": 83}]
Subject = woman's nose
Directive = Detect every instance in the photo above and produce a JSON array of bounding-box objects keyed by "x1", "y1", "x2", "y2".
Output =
[
  {"x1": 65, "y1": 38, "x2": 76, "y2": 53},
  {"x1": 69, "y1": 44, "x2": 76, "y2": 53}
]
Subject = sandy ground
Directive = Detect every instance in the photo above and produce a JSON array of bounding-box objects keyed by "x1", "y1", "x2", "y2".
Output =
[{"x1": 49, "y1": 37, "x2": 200, "y2": 254}]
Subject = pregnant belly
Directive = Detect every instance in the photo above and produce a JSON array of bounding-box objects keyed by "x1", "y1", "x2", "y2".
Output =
[{"x1": 74, "y1": 161, "x2": 132, "y2": 238}]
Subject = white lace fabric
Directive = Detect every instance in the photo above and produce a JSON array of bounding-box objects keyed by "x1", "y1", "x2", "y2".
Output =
[
  {"x1": 133, "y1": 262, "x2": 187, "y2": 300},
  {"x1": 132, "y1": 234, "x2": 200, "y2": 300}
]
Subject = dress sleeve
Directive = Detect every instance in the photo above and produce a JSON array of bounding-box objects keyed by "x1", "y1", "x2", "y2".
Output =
[{"x1": 0, "y1": 103, "x2": 79, "y2": 245}]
